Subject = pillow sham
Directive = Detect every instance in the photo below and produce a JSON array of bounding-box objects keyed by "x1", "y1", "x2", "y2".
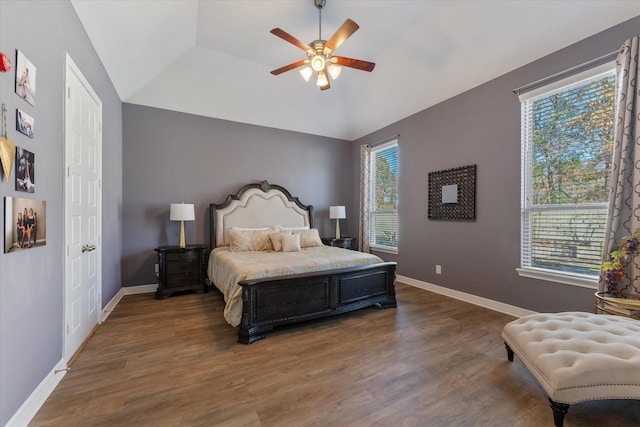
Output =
[
  {"x1": 281, "y1": 232, "x2": 301, "y2": 252},
  {"x1": 225, "y1": 226, "x2": 272, "y2": 247},
  {"x1": 298, "y1": 228, "x2": 323, "y2": 248},
  {"x1": 229, "y1": 228, "x2": 274, "y2": 252}
]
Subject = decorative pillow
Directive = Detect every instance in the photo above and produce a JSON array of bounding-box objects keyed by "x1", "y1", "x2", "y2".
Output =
[
  {"x1": 281, "y1": 232, "x2": 301, "y2": 252},
  {"x1": 298, "y1": 228, "x2": 323, "y2": 248},
  {"x1": 229, "y1": 228, "x2": 274, "y2": 252},
  {"x1": 225, "y1": 226, "x2": 272, "y2": 247},
  {"x1": 269, "y1": 232, "x2": 284, "y2": 252}
]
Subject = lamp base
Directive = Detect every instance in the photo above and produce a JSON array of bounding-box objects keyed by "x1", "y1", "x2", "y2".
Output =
[
  {"x1": 335, "y1": 220, "x2": 340, "y2": 240},
  {"x1": 179, "y1": 220, "x2": 186, "y2": 248}
]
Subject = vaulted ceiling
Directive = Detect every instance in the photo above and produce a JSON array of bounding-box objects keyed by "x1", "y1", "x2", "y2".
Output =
[{"x1": 71, "y1": 1, "x2": 640, "y2": 140}]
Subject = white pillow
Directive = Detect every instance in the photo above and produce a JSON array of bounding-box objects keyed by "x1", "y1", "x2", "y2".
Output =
[
  {"x1": 281, "y1": 233, "x2": 301, "y2": 252},
  {"x1": 277, "y1": 225, "x2": 310, "y2": 231}
]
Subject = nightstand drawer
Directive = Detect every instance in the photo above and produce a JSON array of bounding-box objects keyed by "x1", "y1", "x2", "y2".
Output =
[
  {"x1": 165, "y1": 252, "x2": 201, "y2": 274},
  {"x1": 164, "y1": 272, "x2": 201, "y2": 289}
]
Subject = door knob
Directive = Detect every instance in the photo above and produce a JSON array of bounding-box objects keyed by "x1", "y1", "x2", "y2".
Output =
[{"x1": 82, "y1": 245, "x2": 96, "y2": 253}]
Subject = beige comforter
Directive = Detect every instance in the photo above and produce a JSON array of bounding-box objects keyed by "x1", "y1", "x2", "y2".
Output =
[{"x1": 208, "y1": 246, "x2": 383, "y2": 327}]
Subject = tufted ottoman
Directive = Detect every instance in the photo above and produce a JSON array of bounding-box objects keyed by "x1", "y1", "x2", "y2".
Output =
[{"x1": 502, "y1": 312, "x2": 640, "y2": 427}]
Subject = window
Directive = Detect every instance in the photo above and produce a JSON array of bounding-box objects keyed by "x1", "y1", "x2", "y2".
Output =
[
  {"x1": 370, "y1": 140, "x2": 398, "y2": 252},
  {"x1": 519, "y1": 63, "x2": 615, "y2": 285}
]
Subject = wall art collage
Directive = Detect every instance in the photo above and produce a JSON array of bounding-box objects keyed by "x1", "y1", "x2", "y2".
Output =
[{"x1": 1, "y1": 49, "x2": 46, "y2": 253}]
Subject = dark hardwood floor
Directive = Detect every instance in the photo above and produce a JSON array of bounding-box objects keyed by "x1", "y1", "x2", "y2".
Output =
[{"x1": 30, "y1": 283, "x2": 640, "y2": 426}]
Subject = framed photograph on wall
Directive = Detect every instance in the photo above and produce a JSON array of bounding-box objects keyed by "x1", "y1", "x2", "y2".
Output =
[
  {"x1": 428, "y1": 164, "x2": 476, "y2": 221},
  {"x1": 4, "y1": 196, "x2": 47, "y2": 253},
  {"x1": 15, "y1": 146, "x2": 35, "y2": 193},
  {"x1": 16, "y1": 109, "x2": 34, "y2": 138},
  {"x1": 15, "y1": 50, "x2": 36, "y2": 106}
]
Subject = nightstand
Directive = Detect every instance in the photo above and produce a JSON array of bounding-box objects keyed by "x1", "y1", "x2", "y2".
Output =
[
  {"x1": 321, "y1": 237, "x2": 357, "y2": 250},
  {"x1": 155, "y1": 245, "x2": 208, "y2": 299}
]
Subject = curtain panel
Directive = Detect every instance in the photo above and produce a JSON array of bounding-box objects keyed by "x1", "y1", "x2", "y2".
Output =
[
  {"x1": 599, "y1": 36, "x2": 640, "y2": 297},
  {"x1": 358, "y1": 144, "x2": 371, "y2": 252}
]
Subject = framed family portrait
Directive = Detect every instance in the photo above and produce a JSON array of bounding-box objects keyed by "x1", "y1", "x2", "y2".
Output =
[
  {"x1": 15, "y1": 50, "x2": 36, "y2": 106},
  {"x1": 16, "y1": 109, "x2": 34, "y2": 138},
  {"x1": 15, "y1": 147, "x2": 35, "y2": 193},
  {"x1": 4, "y1": 196, "x2": 47, "y2": 253}
]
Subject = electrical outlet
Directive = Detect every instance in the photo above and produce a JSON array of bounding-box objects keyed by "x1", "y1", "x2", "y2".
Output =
[{"x1": 436, "y1": 265, "x2": 442, "y2": 274}]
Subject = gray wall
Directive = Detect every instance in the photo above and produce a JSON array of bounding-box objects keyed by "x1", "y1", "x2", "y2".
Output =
[
  {"x1": 353, "y1": 16, "x2": 640, "y2": 314},
  {"x1": 122, "y1": 104, "x2": 353, "y2": 286},
  {"x1": 0, "y1": 1, "x2": 123, "y2": 424}
]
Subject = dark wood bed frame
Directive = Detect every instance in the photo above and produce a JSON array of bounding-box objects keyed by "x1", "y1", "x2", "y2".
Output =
[{"x1": 209, "y1": 180, "x2": 397, "y2": 344}]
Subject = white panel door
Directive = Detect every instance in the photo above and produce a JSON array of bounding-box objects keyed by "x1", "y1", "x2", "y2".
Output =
[{"x1": 64, "y1": 54, "x2": 102, "y2": 361}]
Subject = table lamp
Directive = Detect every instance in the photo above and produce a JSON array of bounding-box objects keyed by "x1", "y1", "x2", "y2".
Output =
[
  {"x1": 170, "y1": 203, "x2": 195, "y2": 248},
  {"x1": 329, "y1": 206, "x2": 346, "y2": 240}
]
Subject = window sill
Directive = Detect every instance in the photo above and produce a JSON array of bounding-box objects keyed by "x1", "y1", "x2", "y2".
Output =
[
  {"x1": 370, "y1": 245, "x2": 398, "y2": 255},
  {"x1": 516, "y1": 267, "x2": 598, "y2": 289}
]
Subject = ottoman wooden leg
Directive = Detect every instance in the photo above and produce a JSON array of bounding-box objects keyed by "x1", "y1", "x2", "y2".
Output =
[
  {"x1": 549, "y1": 399, "x2": 570, "y2": 427},
  {"x1": 504, "y1": 342, "x2": 514, "y2": 362}
]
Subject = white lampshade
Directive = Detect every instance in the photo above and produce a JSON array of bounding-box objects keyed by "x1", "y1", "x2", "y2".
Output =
[
  {"x1": 327, "y1": 64, "x2": 341, "y2": 80},
  {"x1": 316, "y1": 71, "x2": 328, "y2": 87},
  {"x1": 329, "y1": 206, "x2": 346, "y2": 219},
  {"x1": 299, "y1": 66, "x2": 313, "y2": 82},
  {"x1": 170, "y1": 203, "x2": 195, "y2": 221}
]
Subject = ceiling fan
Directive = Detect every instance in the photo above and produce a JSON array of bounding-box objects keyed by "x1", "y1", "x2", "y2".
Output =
[{"x1": 270, "y1": 0, "x2": 375, "y2": 91}]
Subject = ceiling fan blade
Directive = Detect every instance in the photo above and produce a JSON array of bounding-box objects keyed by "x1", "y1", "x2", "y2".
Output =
[
  {"x1": 324, "y1": 19, "x2": 359, "y2": 53},
  {"x1": 270, "y1": 28, "x2": 311, "y2": 52},
  {"x1": 333, "y1": 56, "x2": 376, "y2": 72},
  {"x1": 270, "y1": 59, "x2": 308, "y2": 75}
]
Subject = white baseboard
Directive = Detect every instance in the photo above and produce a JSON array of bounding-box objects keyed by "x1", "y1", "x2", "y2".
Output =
[
  {"x1": 123, "y1": 283, "x2": 158, "y2": 295},
  {"x1": 5, "y1": 358, "x2": 67, "y2": 427},
  {"x1": 101, "y1": 288, "x2": 124, "y2": 322},
  {"x1": 396, "y1": 275, "x2": 536, "y2": 318}
]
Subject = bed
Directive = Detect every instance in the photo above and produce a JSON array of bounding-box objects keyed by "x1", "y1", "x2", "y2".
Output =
[{"x1": 208, "y1": 180, "x2": 397, "y2": 344}]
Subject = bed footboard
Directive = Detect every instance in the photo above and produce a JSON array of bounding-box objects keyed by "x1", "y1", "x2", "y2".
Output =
[{"x1": 237, "y1": 262, "x2": 397, "y2": 344}]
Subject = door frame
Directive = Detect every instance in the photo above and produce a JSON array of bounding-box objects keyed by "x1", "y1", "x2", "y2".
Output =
[{"x1": 63, "y1": 53, "x2": 103, "y2": 363}]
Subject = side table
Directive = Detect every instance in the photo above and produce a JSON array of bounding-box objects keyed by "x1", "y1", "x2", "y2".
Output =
[
  {"x1": 155, "y1": 245, "x2": 208, "y2": 299},
  {"x1": 321, "y1": 237, "x2": 357, "y2": 250}
]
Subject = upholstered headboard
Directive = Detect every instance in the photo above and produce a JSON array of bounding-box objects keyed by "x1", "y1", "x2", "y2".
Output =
[{"x1": 209, "y1": 180, "x2": 314, "y2": 248}]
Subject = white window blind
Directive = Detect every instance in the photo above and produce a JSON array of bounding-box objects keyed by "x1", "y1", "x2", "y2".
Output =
[
  {"x1": 520, "y1": 64, "x2": 615, "y2": 279},
  {"x1": 370, "y1": 140, "x2": 398, "y2": 251}
]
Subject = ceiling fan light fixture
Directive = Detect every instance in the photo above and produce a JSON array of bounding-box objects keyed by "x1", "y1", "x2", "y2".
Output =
[
  {"x1": 299, "y1": 66, "x2": 313, "y2": 82},
  {"x1": 327, "y1": 64, "x2": 341, "y2": 80},
  {"x1": 316, "y1": 71, "x2": 328, "y2": 87},
  {"x1": 269, "y1": 0, "x2": 375, "y2": 91},
  {"x1": 310, "y1": 55, "x2": 325, "y2": 72}
]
